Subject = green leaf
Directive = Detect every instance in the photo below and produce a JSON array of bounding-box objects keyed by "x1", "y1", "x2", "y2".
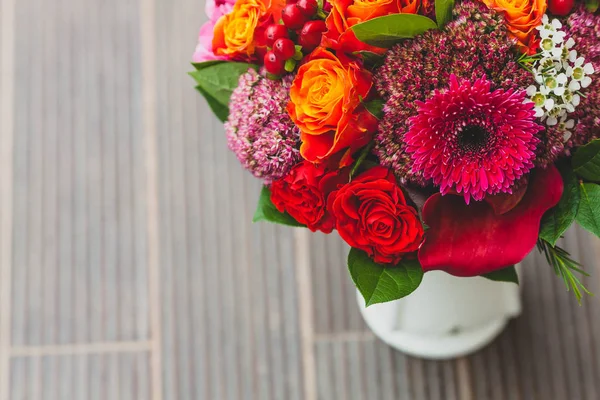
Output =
[
  {"x1": 585, "y1": 0, "x2": 599, "y2": 12},
  {"x1": 253, "y1": 186, "x2": 304, "y2": 227},
  {"x1": 573, "y1": 139, "x2": 600, "y2": 182},
  {"x1": 363, "y1": 98, "x2": 384, "y2": 119},
  {"x1": 539, "y1": 164, "x2": 580, "y2": 246},
  {"x1": 435, "y1": 0, "x2": 455, "y2": 28},
  {"x1": 351, "y1": 14, "x2": 438, "y2": 48},
  {"x1": 348, "y1": 248, "x2": 424, "y2": 307},
  {"x1": 481, "y1": 266, "x2": 519, "y2": 284},
  {"x1": 189, "y1": 62, "x2": 258, "y2": 117},
  {"x1": 192, "y1": 60, "x2": 226, "y2": 70},
  {"x1": 576, "y1": 183, "x2": 600, "y2": 238},
  {"x1": 350, "y1": 142, "x2": 375, "y2": 178},
  {"x1": 352, "y1": 51, "x2": 385, "y2": 68},
  {"x1": 195, "y1": 85, "x2": 229, "y2": 122}
]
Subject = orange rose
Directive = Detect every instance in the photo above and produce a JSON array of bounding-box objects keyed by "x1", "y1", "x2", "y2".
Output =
[
  {"x1": 213, "y1": 0, "x2": 284, "y2": 59},
  {"x1": 322, "y1": 0, "x2": 421, "y2": 55},
  {"x1": 481, "y1": 0, "x2": 547, "y2": 54},
  {"x1": 287, "y1": 48, "x2": 378, "y2": 162}
]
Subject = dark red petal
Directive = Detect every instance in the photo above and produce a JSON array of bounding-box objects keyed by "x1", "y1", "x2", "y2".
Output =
[
  {"x1": 484, "y1": 181, "x2": 528, "y2": 215},
  {"x1": 418, "y1": 165, "x2": 563, "y2": 277}
]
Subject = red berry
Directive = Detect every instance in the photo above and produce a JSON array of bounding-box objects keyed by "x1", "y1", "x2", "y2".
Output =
[
  {"x1": 264, "y1": 51, "x2": 286, "y2": 75},
  {"x1": 296, "y1": 0, "x2": 318, "y2": 17},
  {"x1": 548, "y1": 0, "x2": 574, "y2": 15},
  {"x1": 282, "y1": 4, "x2": 308, "y2": 30},
  {"x1": 264, "y1": 24, "x2": 289, "y2": 47},
  {"x1": 273, "y1": 38, "x2": 296, "y2": 60},
  {"x1": 299, "y1": 20, "x2": 327, "y2": 52}
]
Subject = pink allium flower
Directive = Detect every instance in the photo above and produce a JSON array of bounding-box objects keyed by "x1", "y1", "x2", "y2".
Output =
[
  {"x1": 192, "y1": 0, "x2": 236, "y2": 63},
  {"x1": 405, "y1": 75, "x2": 543, "y2": 204},
  {"x1": 226, "y1": 69, "x2": 301, "y2": 183}
]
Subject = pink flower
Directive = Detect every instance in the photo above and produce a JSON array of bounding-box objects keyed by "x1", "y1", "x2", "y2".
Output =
[
  {"x1": 405, "y1": 75, "x2": 543, "y2": 204},
  {"x1": 192, "y1": 0, "x2": 236, "y2": 63},
  {"x1": 226, "y1": 69, "x2": 301, "y2": 182}
]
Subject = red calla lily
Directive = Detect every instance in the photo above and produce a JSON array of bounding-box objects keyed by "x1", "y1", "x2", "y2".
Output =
[{"x1": 418, "y1": 165, "x2": 563, "y2": 277}]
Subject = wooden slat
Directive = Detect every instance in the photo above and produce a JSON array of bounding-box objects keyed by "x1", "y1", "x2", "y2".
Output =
[
  {"x1": 151, "y1": 1, "x2": 306, "y2": 398},
  {"x1": 9, "y1": 353, "x2": 150, "y2": 400},
  {"x1": 10, "y1": 0, "x2": 150, "y2": 347}
]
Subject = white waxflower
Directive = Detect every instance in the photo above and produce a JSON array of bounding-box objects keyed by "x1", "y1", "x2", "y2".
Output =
[
  {"x1": 528, "y1": 85, "x2": 556, "y2": 118},
  {"x1": 537, "y1": 15, "x2": 563, "y2": 38},
  {"x1": 545, "y1": 74, "x2": 568, "y2": 96},
  {"x1": 526, "y1": 14, "x2": 593, "y2": 134},
  {"x1": 566, "y1": 57, "x2": 595, "y2": 89},
  {"x1": 537, "y1": 57, "x2": 561, "y2": 76},
  {"x1": 558, "y1": 116, "x2": 575, "y2": 143}
]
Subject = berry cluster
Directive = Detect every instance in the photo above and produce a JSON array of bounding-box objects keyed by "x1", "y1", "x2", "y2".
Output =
[{"x1": 263, "y1": 0, "x2": 327, "y2": 76}]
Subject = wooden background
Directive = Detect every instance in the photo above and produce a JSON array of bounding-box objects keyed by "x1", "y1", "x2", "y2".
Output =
[{"x1": 1, "y1": 0, "x2": 599, "y2": 398}]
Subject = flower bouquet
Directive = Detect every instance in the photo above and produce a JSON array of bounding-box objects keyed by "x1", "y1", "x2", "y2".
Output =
[{"x1": 190, "y1": 0, "x2": 599, "y2": 308}]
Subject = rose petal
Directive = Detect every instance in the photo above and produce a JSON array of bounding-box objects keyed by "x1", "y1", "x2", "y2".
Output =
[{"x1": 418, "y1": 165, "x2": 563, "y2": 276}]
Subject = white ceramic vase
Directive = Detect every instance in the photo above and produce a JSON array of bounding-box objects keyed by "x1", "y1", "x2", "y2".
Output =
[{"x1": 357, "y1": 266, "x2": 522, "y2": 360}]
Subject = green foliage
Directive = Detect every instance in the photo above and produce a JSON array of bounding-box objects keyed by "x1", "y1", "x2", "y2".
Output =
[
  {"x1": 481, "y1": 266, "x2": 519, "y2": 284},
  {"x1": 537, "y1": 239, "x2": 592, "y2": 304},
  {"x1": 363, "y1": 98, "x2": 385, "y2": 119},
  {"x1": 253, "y1": 186, "x2": 304, "y2": 227},
  {"x1": 348, "y1": 248, "x2": 423, "y2": 307},
  {"x1": 576, "y1": 183, "x2": 600, "y2": 238},
  {"x1": 351, "y1": 14, "x2": 438, "y2": 48},
  {"x1": 353, "y1": 51, "x2": 385, "y2": 68},
  {"x1": 195, "y1": 85, "x2": 229, "y2": 122},
  {"x1": 191, "y1": 60, "x2": 227, "y2": 70},
  {"x1": 585, "y1": 0, "x2": 599, "y2": 12},
  {"x1": 573, "y1": 139, "x2": 600, "y2": 182},
  {"x1": 189, "y1": 62, "x2": 258, "y2": 121},
  {"x1": 435, "y1": 0, "x2": 455, "y2": 28},
  {"x1": 350, "y1": 142, "x2": 375, "y2": 179},
  {"x1": 539, "y1": 164, "x2": 580, "y2": 246}
]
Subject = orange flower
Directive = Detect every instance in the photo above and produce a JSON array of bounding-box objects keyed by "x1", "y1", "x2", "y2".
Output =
[
  {"x1": 322, "y1": 0, "x2": 421, "y2": 55},
  {"x1": 481, "y1": 0, "x2": 547, "y2": 54},
  {"x1": 287, "y1": 48, "x2": 378, "y2": 162},
  {"x1": 213, "y1": 0, "x2": 284, "y2": 59}
]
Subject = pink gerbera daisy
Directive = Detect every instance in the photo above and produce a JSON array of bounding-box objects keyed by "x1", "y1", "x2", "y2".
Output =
[{"x1": 405, "y1": 75, "x2": 543, "y2": 204}]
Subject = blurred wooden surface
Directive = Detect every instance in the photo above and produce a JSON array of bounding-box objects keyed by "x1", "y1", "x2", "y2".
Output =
[{"x1": 1, "y1": 0, "x2": 600, "y2": 398}]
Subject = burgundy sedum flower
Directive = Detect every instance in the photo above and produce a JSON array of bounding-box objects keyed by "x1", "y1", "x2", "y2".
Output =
[
  {"x1": 405, "y1": 75, "x2": 543, "y2": 204},
  {"x1": 374, "y1": 0, "x2": 534, "y2": 185},
  {"x1": 564, "y1": 7, "x2": 600, "y2": 150}
]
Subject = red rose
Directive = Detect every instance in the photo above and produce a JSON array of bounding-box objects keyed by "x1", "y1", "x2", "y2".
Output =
[
  {"x1": 329, "y1": 166, "x2": 424, "y2": 264},
  {"x1": 270, "y1": 161, "x2": 349, "y2": 233}
]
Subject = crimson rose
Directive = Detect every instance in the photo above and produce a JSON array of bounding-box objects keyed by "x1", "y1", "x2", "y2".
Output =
[
  {"x1": 329, "y1": 166, "x2": 424, "y2": 264},
  {"x1": 270, "y1": 161, "x2": 349, "y2": 233}
]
